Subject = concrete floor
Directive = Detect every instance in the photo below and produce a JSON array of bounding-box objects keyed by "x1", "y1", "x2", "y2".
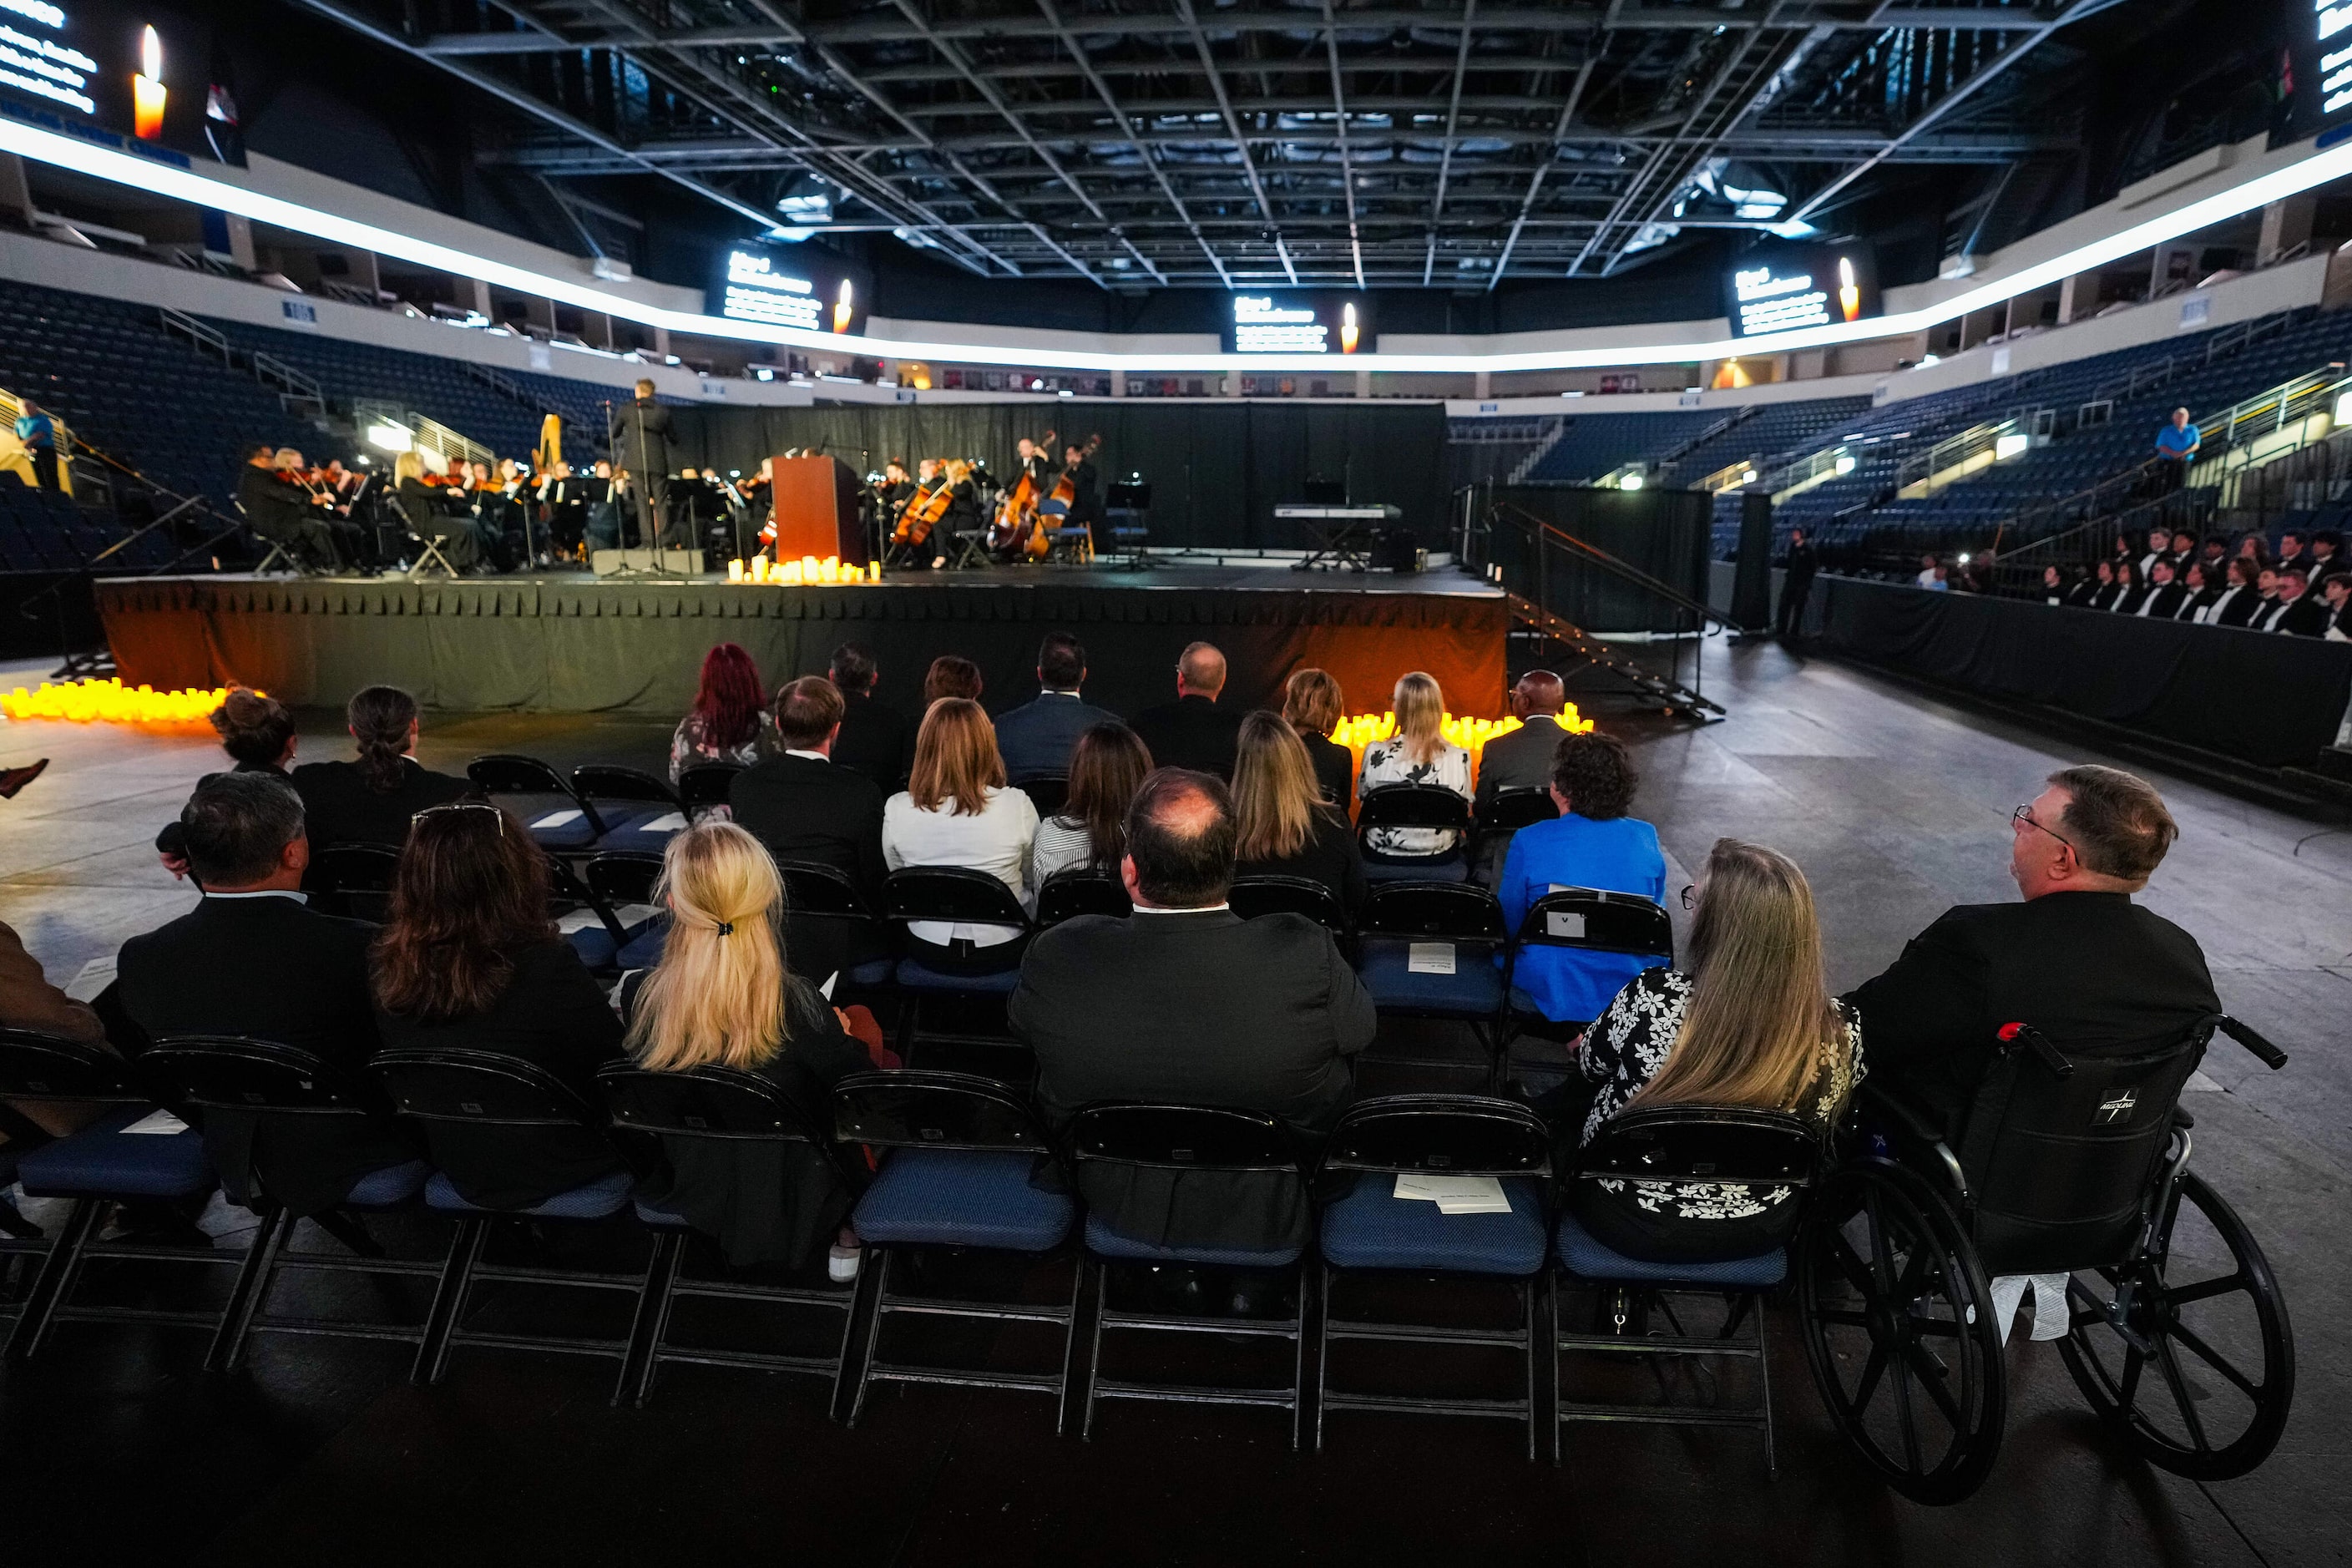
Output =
[{"x1": 0, "y1": 637, "x2": 2345, "y2": 1565}]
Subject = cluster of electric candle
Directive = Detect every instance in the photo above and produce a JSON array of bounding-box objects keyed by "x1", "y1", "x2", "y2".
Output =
[
  {"x1": 726, "y1": 555, "x2": 873, "y2": 584},
  {"x1": 3, "y1": 679, "x2": 244, "y2": 726},
  {"x1": 1329, "y1": 704, "x2": 1592, "y2": 781}
]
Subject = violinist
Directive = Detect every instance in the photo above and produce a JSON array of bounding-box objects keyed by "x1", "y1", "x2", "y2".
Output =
[
  {"x1": 394, "y1": 449, "x2": 485, "y2": 572},
  {"x1": 582, "y1": 459, "x2": 621, "y2": 550},
  {"x1": 239, "y1": 443, "x2": 346, "y2": 571},
  {"x1": 879, "y1": 458, "x2": 913, "y2": 519},
  {"x1": 538, "y1": 460, "x2": 586, "y2": 558},
  {"x1": 738, "y1": 457, "x2": 774, "y2": 540}
]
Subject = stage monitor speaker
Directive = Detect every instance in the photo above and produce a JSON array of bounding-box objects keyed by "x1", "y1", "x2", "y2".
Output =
[
  {"x1": 1373, "y1": 529, "x2": 1421, "y2": 573},
  {"x1": 591, "y1": 548, "x2": 705, "y2": 577},
  {"x1": 770, "y1": 454, "x2": 865, "y2": 565}
]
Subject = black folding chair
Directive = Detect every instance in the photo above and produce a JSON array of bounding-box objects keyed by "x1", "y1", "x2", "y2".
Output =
[
  {"x1": 1356, "y1": 783, "x2": 1473, "y2": 885},
  {"x1": 1356, "y1": 883, "x2": 1510, "y2": 1083},
  {"x1": 1500, "y1": 888, "x2": 1674, "y2": 1050},
  {"x1": 1228, "y1": 874, "x2": 1349, "y2": 935},
  {"x1": 371, "y1": 1047, "x2": 652, "y2": 1390},
  {"x1": 676, "y1": 762, "x2": 744, "y2": 822},
  {"x1": 1554, "y1": 1105, "x2": 1819, "y2": 1473},
  {"x1": 581, "y1": 851, "x2": 670, "y2": 972},
  {"x1": 1315, "y1": 1095, "x2": 1555, "y2": 1456},
  {"x1": 311, "y1": 842, "x2": 402, "y2": 924},
  {"x1": 833, "y1": 1070, "x2": 1079, "y2": 1426},
  {"x1": 1035, "y1": 867, "x2": 1131, "y2": 928},
  {"x1": 882, "y1": 867, "x2": 1034, "y2": 1065},
  {"x1": 1016, "y1": 777, "x2": 1069, "y2": 817},
  {"x1": 0, "y1": 1027, "x2": 229, "y2": 1359},
  {"x1": 598, "y1": 1063, "x2": 862, "y2": 1410},
  {"x1": 468, "y1": 755, "x2": 606, "y2": 851},
  {"x1": 571, "y1": 765, "x2": 690, "y2": 856},
  {"x1": 137, "y1": 1035, "x2": 438, "y2": 1373},
  {"x1": 776, "y1": 859, "x2": 896, "y2": 990},
  {"x1": 1072, "y1": 1102, "x2": 1315, "y2": 1446},
  {"x1": 1472, "y1": 786, "x2": 1559, "y2": 868}
]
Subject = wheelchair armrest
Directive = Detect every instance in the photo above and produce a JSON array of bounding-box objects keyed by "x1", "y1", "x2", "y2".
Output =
[{"x1": 1856, "y1": 1080, "x2": 1970, "y2": 1202}]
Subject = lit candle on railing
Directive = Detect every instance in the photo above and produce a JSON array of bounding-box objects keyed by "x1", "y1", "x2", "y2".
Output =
[{"x1": 133, "y1": 27, "x2": 167, "y2": 141}]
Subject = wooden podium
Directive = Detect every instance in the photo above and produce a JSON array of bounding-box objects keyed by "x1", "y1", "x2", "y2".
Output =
[{"x1": 767, "y1": 454, "x2": 866, "y2": 567}]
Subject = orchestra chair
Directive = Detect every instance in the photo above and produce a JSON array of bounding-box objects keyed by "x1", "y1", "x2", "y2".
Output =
[
  {"x1": 774, "y1": 859, "x2": 897, "y2": 991},
  {"x1": 1499, "y1": 888, "x2": 1674, "y2": 1064},
  {"x1": 597, "y1": 1063, "x2": 863, "y2": 1411},
  {"x1": 880, "y1": 867, "x2": 1034, "y2": 1065},
  {"x1": 1074, "y1": 1103, "x2": 1315, "y2": 1446},
  {"x1": 577, "y1": 852, "x2": 669, "y2": 973},
  {"x1": 1356, "y1": 784, "x2": 1474, "y2": 885},
  {"x1": 370, "y1": 1047, "x2": 657, "y2": 1388},
  {"x1": 1228, "y1": 874, "x2": 1350, "y2": 940},
  {"x1": 0, "y1": 1026, "x2": 229, "y2": 1360},
  {"x1": 467, "y1": 754, "x2": 608, "y2": 851},
  {"x1": 235, "y1": 499, "x2": 306, "y2": 578},
  {"x1": 135, "y1": 1035, "x2": 440, "y2": 1374},
  {"x1": 1015, "y1": 776, "x2": 1069, "y2": 817},
  {"x1": 1035, "y1": 868, "x2": 1130, "y2": 928},
  {"x1": 310, "y1": 842, "x2": 403, "y2": 924},
  {"x1": 945, "y1": 527, "x2": 993, "y2": 570},
  {"x1": 569, "y1": 765, "x2": 691, "y2": 855},
  {"x1": 1354, "y1": 883, "x2": 1510, "y2": 1085},
  {"x1": 832, "y1": 1070, "x2": 1080, "y2": 1428},
  {"x1": 1552, "y1": 1106, "x2": 1819, "y2": 1473},
  {"x1": 1313, "y1": 1095, "x2": 1554, "y2": 1457},
  {"x1": 675, "y1": 762, "x2": 744, "y2": 823}
]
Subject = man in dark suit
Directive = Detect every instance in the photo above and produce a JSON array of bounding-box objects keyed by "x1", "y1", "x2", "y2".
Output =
[
  {"x1": 993, "y1": 633, "x2": 1117, "y2": 782},
  {"x1": 826, "y1": 641, "x2": 912, "y2": 792},
  {"x1": 1474, "y1": 670, "x2": 1571, "y2": 805},
  {"x1": 1848, "y1": 765, "x2": 2218, "y2": 1138},
  {"x1": 1776, "y1": 527, "x2": 1818, "y2": 638},
  {"x1": 2271, "y1": 568, "x2": 2329, "y2": 635},
  {"x1": 115, "y1": 772, "x2": 417, "y2": 1216},
  {"x1": 729, "y1": 676, "x2": 888, "y2": 984},
  {"x1": 608, "y1": 377, "x2": 675, "y2": 550},
  {"x1": 1129, "y1": 641, "x2": 1247, "y2": 779},
  {"x1": 1010, "y1": 768, "x2": 1375, "y2": 1253},
  {"x1": 237, "y1": 443, "x2": 347, "y2": 570},
  {"x1": 2137, "y1": 558, "x2": 2189, "y2": 618}
]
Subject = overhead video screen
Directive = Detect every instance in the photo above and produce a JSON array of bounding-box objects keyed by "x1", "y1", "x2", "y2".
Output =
[
  {"x1": 1723, "y1": 242, "x2": 1879, "y2": 338},
  {"x1": 713, "y1": 242, "x2": 869, "y2": 336},
  {"x1": 0, "y1": 0, "x2": 230, "y2": 160},
  {"x1": 1222, "y1": 291, "x2": 1373, "y2": 355}
]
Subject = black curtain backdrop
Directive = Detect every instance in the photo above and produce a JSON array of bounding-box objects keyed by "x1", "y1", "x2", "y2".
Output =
[
  {"x1": 670, "y1": 402, "x2": 1449, "y2": 550},
  {"x1": 1483, "y1": 486, "x2": 1714, "y2": 635},
  {"x1": 1814, "y1": 577, "x2": 2352, "y2": 767}
]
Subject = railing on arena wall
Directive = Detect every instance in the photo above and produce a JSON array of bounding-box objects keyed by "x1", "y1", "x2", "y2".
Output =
[{"x1": 352, "y1": 400, "x2": 494, "y2": 472}]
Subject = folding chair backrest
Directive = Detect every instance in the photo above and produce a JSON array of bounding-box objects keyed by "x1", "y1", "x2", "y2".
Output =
[
  {"x1": 599, "y1": 1062, "x2": 826, "y2": 1145},
  {"x1": 467, "y1": 754, "x2": 574, "y2": 799},
  {"x1": 1956, "y1": 1020, "x2": 2213, "y2": 1276},
  {"x1": 586, "y1": 850, "x2": 667, "y2": 908},
  {"x1": 1477, "y1": 787, "x2": 1560, "y2": 835},
  {"x1": 883, "y1": 866, "x2": 1031, "y2": 930},
  {"x1": 1017, "y1": 777, "x2": 1069, "y2": 817},
  {"x1": 1356, "y1": 783, "x2": 1472, "y2": 834},
  {"x1": 1070, "y1": 1102, "x2": 1298, "y2": 1174},
  {"x1": 571, "y1": 765, "x2": 682, "y2": 812},
  {"x1": 1323, "y1": 1094, "x2": 1552, "y2": 1178},
  {"x1": 1362, "y1": 882, "x2": 1505, "y2": 942},
  {"x1": 1228, "y1": 874, "x2": 1348, "y2": 932},
  {"x1": 315, "y1": 842, "x2": 403, "y2": 922},
  {"x1": 676, "y1": 763, "x2": 742, "y2": 814},
  {"x1": 776, "y1": 859, "x2": 872, "y2": 919},
  {"x1": 832, "y1": 1069, "x2": 1055, "y2": 1154},
  {"x1": 1036, "y1": 868, "x2": 1131, "y2": 927},
  {"x1": 0, "y1": 1026, "x2": 146, "y2": 1103},
  {"x1": 141, "y1": 1035, "x2": 373, "y2": 1116},
  {"x1": 1571, "y1": 1105, "x2": 1818, "y2": 1264},
  {"x1": 372, "y1": 1047, "x2": 602, "y2": 1129},
  {"x1": 1516, "y1": 888, "x2": 1672, "y2": 959}
]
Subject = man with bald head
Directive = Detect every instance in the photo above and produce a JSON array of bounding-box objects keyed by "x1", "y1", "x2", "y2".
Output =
[
  {"x1": 1128, "y1": 640, "x2": 1247, "y2": 779},
  {"x1": 1011, "y1": 767, "x2": 1374, "y2": 1253},
  {"x1": 1475, "y1": 670, "x2": 1572, "y2": 807}
]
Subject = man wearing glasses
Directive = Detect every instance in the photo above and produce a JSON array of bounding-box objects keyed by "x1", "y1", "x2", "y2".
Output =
[{"x1": 1846, "y1": 765, "x2": 2218, "y2": 1136}]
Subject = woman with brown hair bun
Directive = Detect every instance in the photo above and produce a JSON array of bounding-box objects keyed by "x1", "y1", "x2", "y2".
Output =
[
  {"x1": 1029, "y1": 721, "x2": 1151, "y2": 886},
  {"x1": 154, "y1": 687, "x2": 301, "y2": 878},
  {"x1": 290, "y1": 684, "x2": 473, "y2": 849},
  {"x1": 1282, "y1": 667, "x2": 1354, "y2": 810},
  {"x1": 372, "y1": 802, "x2": 626, "y2": 1209},
  {"x1": 1232, "y1": 710, "x2": 1364, "y2": 913},
  {"x1": 883, "y1": 697, "x2": 1037, "y2": 955}
]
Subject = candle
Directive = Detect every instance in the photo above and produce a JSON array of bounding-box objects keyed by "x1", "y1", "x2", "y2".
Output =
[
  {"x1": 132, "y1": 27, "x2": 166, "y2": 141},
  {"x1": 726, "y1": 559, "x2": 745, "y2": 583}
]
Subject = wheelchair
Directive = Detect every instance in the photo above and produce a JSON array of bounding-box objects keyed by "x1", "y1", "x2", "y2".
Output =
[{"x1": 1793, "y1": 1013, "x2": 2294, "y2": 1504}]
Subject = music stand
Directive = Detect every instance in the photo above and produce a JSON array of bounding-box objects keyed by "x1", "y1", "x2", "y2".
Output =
[{"x1": 1105, "y1": 476, "x2": 1156, "y2": 569}]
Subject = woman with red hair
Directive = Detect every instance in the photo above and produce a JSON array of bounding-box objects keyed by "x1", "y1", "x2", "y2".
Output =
[{"x1": 670, "y1": 642, "x2": 776, "y2": 782}]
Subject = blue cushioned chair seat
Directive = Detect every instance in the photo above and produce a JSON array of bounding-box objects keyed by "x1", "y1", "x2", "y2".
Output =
[
  {"x1": 591, "y1": 807, "x2": 690, "y2": 856},
  {"x1": 894, "y1": 957, "x2": 1023, "y2": 994},
  {"x1": 846, "y1": 956, "x2": 897, "y2": 987},
  {"x1": 343, "y1": 1158, "x2": 432, "y2": 1208},
  {"x1": 568, "y1": 925, "x2": 618, "y2": 971},
  {"x1": 17, "y1": 1105, "x2": 215, "y2": 1200},
  {"x1": 1362, "y1": 856, "x2": 1470, "y2": 885},
  {"x1": 617, "y1": 914, "x2": 671, "y2": 970},
  {"x1": 1084, "y1": 1211, "x2": 1302, "y2": 1269},
  {"x1": 518, "y1": 805, "x2": 599, "y2": 849},
  {"x1": 634, "y1": 1197, "x2": 693, "y2": 1230},
  {"x1": 852, "y1": 1148, "x2": 1072, "y2": 1251},
  {"x1": 1320, "y1": 1173, "x2": 1547, "y2": 1275},
  {"x1": 1358, "y1": 937, "x2": 1505, "y2": 1015},
  {"x1": 1553, "y1": 1208, "x2": 1788, "y2": 1288},
  {"x1": 424, "y1": 1168, "x2": 635, "y2": 1220},
  {"x1": 1506, "y1": 987, "x2": 1593, "y2": 1031}
]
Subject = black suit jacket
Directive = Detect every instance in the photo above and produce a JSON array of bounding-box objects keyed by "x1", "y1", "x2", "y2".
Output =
[
  {"x1": 1235, "y1": 807, "x2": 1367, "y2": 917},
  {"x1": 116, "y1": 896, "x2": 417, "y2": 1214},
  {"x1": 1298, "y1": 731, "x2": 1356, "y2": 809},
  {"x1": 831, "y1": 690, "x2": 912, "y2": 792},
  {"x1": 1474, "y1": 714, "x2": 1565, "y2": 805},
  {"x1": 1845, "y1": 891, "x2": 2218, "y2": 1137},
  {"x1": 1009, "y1": 908, "x2": 1375, "y2": 1252},
  {"x1": 1130, "y1": 693, "x2": 1246, "y2": 779},
  {"x1": 237, "y1": 466, "x2": 313, "y2": 539},
  {"x1": 2274, "y1": 596, "x2": 2329, "y2": 636},
  {"x1": 291, "y1": 757, "x2": 473, "y2": 850},
  {"x1": 728, "y1": 751, "x2": 888, "y2": 982},
  {"x1": 374, "y1": 940, "x2": 628, "y2": 1209}
]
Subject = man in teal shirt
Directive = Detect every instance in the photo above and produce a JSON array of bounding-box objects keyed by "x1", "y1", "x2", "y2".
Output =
[{"x1": 2153, "y1": 407, "x2": 2199, "y2": 492}]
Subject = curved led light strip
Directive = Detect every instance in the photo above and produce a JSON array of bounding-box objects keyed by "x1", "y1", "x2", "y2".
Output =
[{"x1": 4, "y1": 110, "x2": 2347, "y2": 375}]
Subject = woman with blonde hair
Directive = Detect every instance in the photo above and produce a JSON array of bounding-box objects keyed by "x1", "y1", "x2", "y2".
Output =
[
  {"x1": 1232, "y1": 710, "x2": 1364, "y2": 912},
  {"x1": 1576, "y1": 837, "x2": 1862, "y2": 1155},
  {"x1": 620, "y1": 821, "x2": 888, "y2": 1272},
  {"x1": 883, "y1": 697, "x2": 1038, "y2": 955},
  {"x1": 1356, "y1": 670, "x2": 1470, "y2": 861},
  {"x1": 1282, "y1": 668, "x2": 1355, "y2": 809}
]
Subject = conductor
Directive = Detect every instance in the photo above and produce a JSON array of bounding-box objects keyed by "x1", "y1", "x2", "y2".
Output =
[{"x1": 607, "y1": 378, "x2": 674, "y2": 549}]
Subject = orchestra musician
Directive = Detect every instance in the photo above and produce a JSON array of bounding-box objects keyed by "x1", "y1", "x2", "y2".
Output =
[
  {"x1": 1013, "y1": 435, "x2": 1053, "y2": 493},
  {"x1": 238, "y1": 443, "x2": 347, "y2": 571},
  {"x1": 738, "y1": 458, "x2": 774, "y2": 542},
  {"x1": 394, "y1": 449, "x2": 485, "y2": 572},
  {"x1": 936, "y1": 458, "x2": 983, "y2": 567},
  {"x1": 878, "y1": 458, "x2": 914, "y2": 521},
  {"x1": 537, "y1": 460, "x2": 586, "y2": 559},
  {"x1": 1057, "y1": 440, "x2": 1103, "y2": 537},
  {"x1": 583, "y1": 459, "x2": 621, "y2": 550},
  {"x1": 608, "y1": 377, "x2": 675, "y2": 550}
]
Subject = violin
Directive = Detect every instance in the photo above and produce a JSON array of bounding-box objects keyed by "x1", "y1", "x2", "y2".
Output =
[{"x1": 1027, "y1": 433, "x2": 1101, "y2": 560}]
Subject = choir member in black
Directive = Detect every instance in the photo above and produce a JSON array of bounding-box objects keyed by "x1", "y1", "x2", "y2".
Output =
[
  {"x1": 2205, "y1": 557, "x2": 2261, "y2": 626},
  {"x1": 583, "y1": 460, "x2": 621, "y2": 551},
  {"x1": 2176, "y1": 561, "x2": 2223, "y2": 622}
]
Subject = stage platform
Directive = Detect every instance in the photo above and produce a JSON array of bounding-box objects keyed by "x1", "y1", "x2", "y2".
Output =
[{"x1": 93, "y1": 564, "x2": 1513, "y2": 719}]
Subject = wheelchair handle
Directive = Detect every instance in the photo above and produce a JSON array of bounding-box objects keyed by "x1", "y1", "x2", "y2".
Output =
[
  {"x1": 2215, "y1": 1016, "x2": 2289, "y2": 1071},
  {"x1": 1996, "y1": 1021, "x2": 2074, "y2": 1079}
]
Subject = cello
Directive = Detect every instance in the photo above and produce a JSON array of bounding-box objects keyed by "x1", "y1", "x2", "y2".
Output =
[
  {"x1": 1025, "y1": 433, "x2": 1101, "y2": 560},
  {"x1": 892, "y1": 466, "x2": 953, "y2": 549},
  {"x1": 988, "y1": 429, "x2": 1056, "y2": 554}
]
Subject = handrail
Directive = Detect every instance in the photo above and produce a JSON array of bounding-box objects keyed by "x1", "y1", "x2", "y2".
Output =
[
  {"x1": 157, "y1": 306, "x2": 230, "y2": 365},
  {"x1": 1490, "y1": 499, "x2": 1735, "y2": 632},
  {"x1": 1894, "y1": 417, "x2": 2020, "y2": 494}
]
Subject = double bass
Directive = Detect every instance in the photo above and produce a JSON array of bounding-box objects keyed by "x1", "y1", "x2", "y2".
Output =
[
  {"x1": 1025, "y1": 433, "x2": 1101, "y2": 560},
  {"x1": 987, "y1": 430, "x2": 1056, "y2": 554}
]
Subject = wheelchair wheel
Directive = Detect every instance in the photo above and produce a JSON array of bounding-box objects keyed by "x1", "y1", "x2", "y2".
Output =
[
  {"x1": 2059, "y1": 1169, "x2": 2294, "y2": 1480},
  {"x1": 1798, "y1": 1159, "x2": 2006, "y2": 1505}
]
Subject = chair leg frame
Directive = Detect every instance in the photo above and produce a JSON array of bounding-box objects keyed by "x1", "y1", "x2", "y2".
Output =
[
  {"x1": 848, "y1": 1243, "x2": 1082, "y2": 1430},
  {"x1": 1313, "y1": 1262, "x2": 1543, "y2": 1459},
  {"x1": 1550, "y1": 1274, "x2": 1776, "y2": 1474},
  {"x1": 1082, "y1": 1257, "x2": 1311, "y2": 1449}
]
